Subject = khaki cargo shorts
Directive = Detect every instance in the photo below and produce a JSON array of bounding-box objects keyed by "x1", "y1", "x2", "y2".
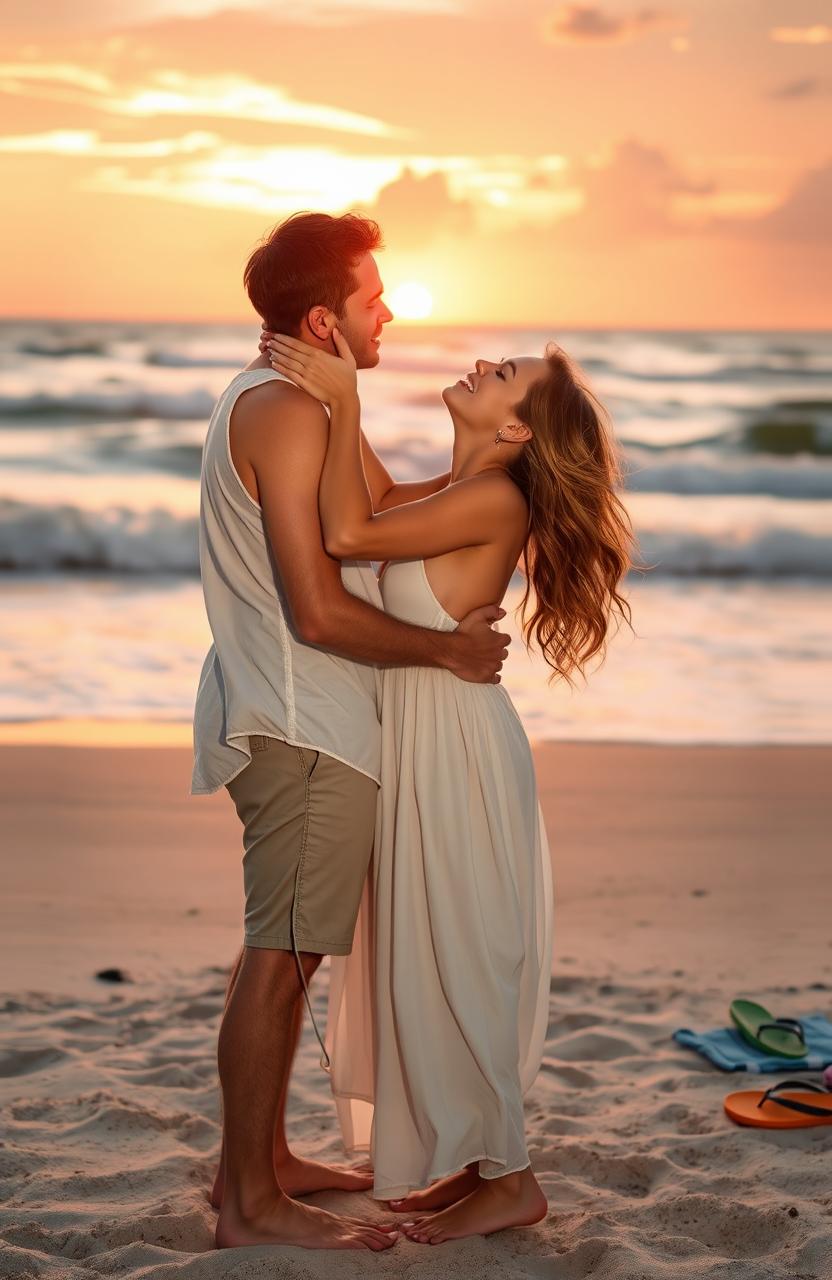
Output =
[{"x1": 226, "y1": 735, "x2": 378, "y2": 956}]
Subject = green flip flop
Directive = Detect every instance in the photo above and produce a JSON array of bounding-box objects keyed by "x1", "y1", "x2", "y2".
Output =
[{"x1": 729, "y1": 999, "x2": 808, "y2": 1058}]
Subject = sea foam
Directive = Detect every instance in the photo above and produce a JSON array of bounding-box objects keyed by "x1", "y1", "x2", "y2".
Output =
[{"x1": 2, "y1": 499, "x2": 829, "y2": 578}]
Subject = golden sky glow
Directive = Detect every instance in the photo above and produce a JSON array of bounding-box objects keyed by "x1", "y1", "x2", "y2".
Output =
[
  {"x1": 389, "y1": 282, "x2": 433, "y2": 319},
  {"x1": 0, "y1": 1, "x2": 829, "y2": 326}
]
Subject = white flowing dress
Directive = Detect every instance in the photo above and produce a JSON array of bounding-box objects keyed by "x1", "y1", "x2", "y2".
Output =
[{"x1": 325, "y1": 557, "x2": 554, "y2": 1200}]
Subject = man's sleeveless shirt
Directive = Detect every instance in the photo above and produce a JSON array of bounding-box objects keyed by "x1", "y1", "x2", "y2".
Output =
[{"x1": 191, "y1": 369, "x2": 382, "y2": 794}]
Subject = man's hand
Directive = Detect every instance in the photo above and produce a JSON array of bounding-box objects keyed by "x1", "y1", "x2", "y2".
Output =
[{"x1": 443, "y1": 605, "x2": 511, "y2": 684}]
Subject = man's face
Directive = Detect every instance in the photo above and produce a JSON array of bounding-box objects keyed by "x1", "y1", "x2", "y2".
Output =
[{"x1": 336, "y1": 253, "x2": 394, "y2": 370}]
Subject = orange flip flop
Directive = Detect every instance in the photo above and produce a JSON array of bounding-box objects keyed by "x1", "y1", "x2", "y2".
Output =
[{"x1": 724, "y1": 1078, "x2": 832, "y2": 1128}]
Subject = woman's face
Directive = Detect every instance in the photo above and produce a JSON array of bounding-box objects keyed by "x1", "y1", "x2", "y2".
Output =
[{"x1": 442, "y1": 355, "x2": 548, "y2": 434}]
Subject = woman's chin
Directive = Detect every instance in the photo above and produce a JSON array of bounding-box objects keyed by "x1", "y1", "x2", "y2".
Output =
[
  {"x1": 440, "y1": 381, "x2": 465, "y2": 417},
  {"x1": 441, "y1": 385, "x2": 459, "y2": 412}
]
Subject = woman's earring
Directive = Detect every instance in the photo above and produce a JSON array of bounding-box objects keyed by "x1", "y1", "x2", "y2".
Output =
[{"x1": 495, "y1": 429, "x2": 504, "y2": 447}]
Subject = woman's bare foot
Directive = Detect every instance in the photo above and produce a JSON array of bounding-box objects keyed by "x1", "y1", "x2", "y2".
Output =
[
  {"x1": 388, "y1": 1166, "x2": 480, "y2": 1213},
  {"x1": 401, "y1": 1168, "x2": 547, "y2": 1244},
  {"x1": 216, "y1": 1192, "x2": 398, "y2": 1251},
  {"x1": 210, "y1": 1151, "x2": 374, "y2": 1209}
]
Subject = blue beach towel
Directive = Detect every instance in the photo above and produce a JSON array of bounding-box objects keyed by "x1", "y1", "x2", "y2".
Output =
[{"x1": 673, "y1": 1013, "x2": 832, "y2": 1072}]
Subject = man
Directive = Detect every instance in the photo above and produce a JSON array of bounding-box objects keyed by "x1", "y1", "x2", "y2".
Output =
[{"x1": 191, "y1": 211, "x2": 510, "y2": 1251}]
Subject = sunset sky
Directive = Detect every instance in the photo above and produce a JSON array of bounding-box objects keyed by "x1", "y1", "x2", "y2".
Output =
[{"x1": 0, "y1": 0, "x2": 829, "y2": 327}]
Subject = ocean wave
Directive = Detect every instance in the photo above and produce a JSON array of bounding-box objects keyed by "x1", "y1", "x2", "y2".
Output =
[
  {"x1": 618, "y1": 402, "x2": 832, "y2": 458},
  {"x1": 637, "y1": 527, "x2": 831, "y2": 578},
  {"x1": 0, "y1": 501, "x2": 198, "y2": 573},
  {"x1": 609, "y1": 363, "x2": 832, "y2": 385},
  {"x1": 19, "y1": 341, "x2": 109, "y2": 359},
  {"x1": 90, "y1": 438, "x2": 204, "y2": 477},
  {"x1": 145, "y1": 351, "x2": 241, "y2": 368},
  {"x1": 1, "y1": 499, "x2": 829, "y2": 579},
  {"x1": 0, "y1": 387, "x2": 216, "y2": 420},
  {"x1": 104, "y1": 432, "x2": 832, "y2": 497},
  {"x1": 625, "y1": 452, "x2": 832, "y2": 498},
  {"x1": 739, "y1": 402, "x2": 832, "y2": 456}
]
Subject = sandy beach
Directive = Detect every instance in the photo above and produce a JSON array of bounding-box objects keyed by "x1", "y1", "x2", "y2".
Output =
[{"x1": 1, "y1": 740, "x2": 830, "y2": 1279}]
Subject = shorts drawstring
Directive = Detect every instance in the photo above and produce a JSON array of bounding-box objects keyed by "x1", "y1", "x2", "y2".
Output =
[{"x1": 292, "y1": 747, "x2": 331, "y2": 1073}]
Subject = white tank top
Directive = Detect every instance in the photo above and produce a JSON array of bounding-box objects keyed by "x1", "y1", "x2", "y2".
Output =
[{"x1": 191, "y1": 368, "x2": 382, "y2": 795}]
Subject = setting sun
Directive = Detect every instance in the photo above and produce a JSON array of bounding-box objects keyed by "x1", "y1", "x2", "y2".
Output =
[{"x1": 388, "y1": 282, "x2": 433, "y2": 321}]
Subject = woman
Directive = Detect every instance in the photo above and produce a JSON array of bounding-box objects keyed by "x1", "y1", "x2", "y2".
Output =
[{"x1": 266, "y1": 330, "x2": 632, "y2": 1244}]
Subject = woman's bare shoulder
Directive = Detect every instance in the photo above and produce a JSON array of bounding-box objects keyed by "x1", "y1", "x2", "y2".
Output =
[{"x1": 461, "y1": 469, "x2": 529, "y2": 516}]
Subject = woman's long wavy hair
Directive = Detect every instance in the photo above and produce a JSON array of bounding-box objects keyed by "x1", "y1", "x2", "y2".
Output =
[{"x1": 506, "y1": 343, "x2": 635, "y2": 684}]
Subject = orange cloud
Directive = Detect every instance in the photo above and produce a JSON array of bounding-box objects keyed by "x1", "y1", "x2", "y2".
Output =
[
  {"x1": 543, "y1": 4, "x2": 681, "y2": 45},
  {"x1": 0, "y1": 62, "x2": 112, "y2": 93},
  {"x1": 0, "y1": 62, "x2": 407, "y2": 139},
  {"x1": 85, "y1": 145, "x2": 402, "y2": 215},
  {"x1": 555, "y1": 140, "x2": 714, "y2": 242},
  {"x1": 0, "y1": 128, "x2": 216, "y2": 156},
  {"x1": 35, "y1": 134, "x2": 572, "y2": 225},
  {"x1": 0, "y1": 0, "x2": 463, "y2": 28},
  {"x1": 364, "y1": 167, "x2": 475, "y2": 248},
  {"x1": 524, "y1": 142, "x2": 831, "y2": 248},
  {"x1": 769, "y1": 26, "x2": 832, "y2": 45},
  {"x1": 738, "y1": 158, "x2": 832, "y2": 243},
  {"x1": 767, "y1": 77, "x2": 832, "y2": 100}
]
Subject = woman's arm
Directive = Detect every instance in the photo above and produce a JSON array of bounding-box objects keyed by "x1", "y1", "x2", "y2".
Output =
[
  {"x1": 361, "y1": 434, "x2": 451, "y2": 511},
  {"x1": 326, "y1": 439, "x2": 523, "y2": 563},
  {"x1": 376, "y1": 473, "x2": 452, "y2": 509},
  {"x1": 268, "y1": 330, "x2": 526, "y2": 562},
  {"x1": 320, "y1": 391, "x2": 375, "y2": 549},
  {"x1": 261, "y1": 326, "x2": 449, "y2": 510}
]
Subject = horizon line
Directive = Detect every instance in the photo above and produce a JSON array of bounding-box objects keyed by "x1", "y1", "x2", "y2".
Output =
[{"x1": 0, "y1": 315, "x2": 830, "y2": 336}]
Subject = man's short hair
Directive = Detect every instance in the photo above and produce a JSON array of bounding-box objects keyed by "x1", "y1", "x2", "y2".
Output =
[{"x1": 244, "y1": 211, "x2": 383, "y2": 335}]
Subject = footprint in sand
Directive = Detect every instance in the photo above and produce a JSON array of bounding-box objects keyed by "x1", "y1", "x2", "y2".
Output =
[
  {"x1": 550, "y1": 1028, "x2": 642, "y2": 1062},
  {"x1": 538, "y1": 1061, "x2": 597, "y2": 1088},
  {"x1": 547, "y1": 1143, "x2": 670, "y2": 1197},
  {"x1": 0, "y1": 1047, "x2": 66, "y2": 1077},
  {"x1": 614, "y1": 1192, "x2": 799, "y2": 1259}
]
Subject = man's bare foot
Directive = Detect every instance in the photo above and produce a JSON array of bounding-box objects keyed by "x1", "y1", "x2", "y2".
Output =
[
  {"x1": 401, "y1": 1168, "x2": 547, "y2": 1244},
  {"x1": 216, "y1": 1193, "x2": 398, "y2": 1251},
  {"x1": 210, "y1": 1151, "x2": 374, "y2": 1209},
  {"x1": 388, "y1": 1166, "x2": 480, "y2": 1213}
]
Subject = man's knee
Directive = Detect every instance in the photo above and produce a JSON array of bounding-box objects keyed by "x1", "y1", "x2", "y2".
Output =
[
  {"x1": 242, "y1": 943, "x2": 322, "y2": 991},
  {"x1": 297, "y1": 949, "x2": 323, "y2": 980}
]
